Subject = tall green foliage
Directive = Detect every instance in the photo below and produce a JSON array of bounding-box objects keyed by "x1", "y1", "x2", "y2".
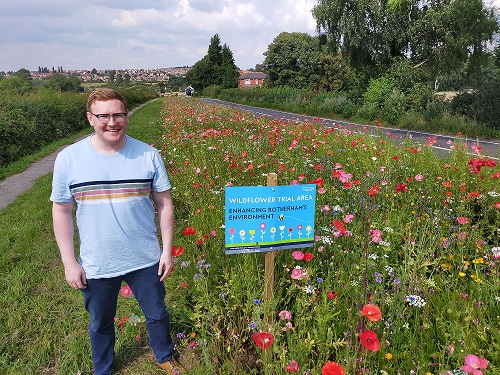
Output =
[
  {"x1": 185, "y1": 34, "x2": 240, "y2": 91},
  {"x1": 263, "y1": 32, "x2": 320, "y2": 89},
  {"x1": 312, "y1": 0, "x2": 499, "y2": 85}
]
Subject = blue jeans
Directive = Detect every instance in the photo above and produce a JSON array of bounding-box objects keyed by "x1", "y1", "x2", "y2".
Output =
[{"x1": 81, "y1": 263, "x2": 174, "y2": 375}]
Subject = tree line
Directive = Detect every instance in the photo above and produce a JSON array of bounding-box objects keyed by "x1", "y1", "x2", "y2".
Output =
[{"x1": 188, "y1": 1, "x2": 500, "y2": 132}]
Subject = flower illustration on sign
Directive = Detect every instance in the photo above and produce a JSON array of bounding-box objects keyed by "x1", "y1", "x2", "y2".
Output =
[
  {"x1": 260, "y1": 222, "x2": 266, "y2": 241},
  {"x1": 228, "y1": 228, "x2": 235, "y2": 243},
  {"x1": 297, "y1": 224, "x2": 303, "y2": 238},
  {"x1": 279, "y1": 225, "x2": 285, "y2": 239},
  {"x1": 270, "y1": 227, "x2": 276, "y2": 240}
]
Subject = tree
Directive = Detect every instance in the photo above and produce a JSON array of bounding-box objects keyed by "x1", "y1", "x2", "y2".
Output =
[
  {"x1": 185, "y1": 34, "x2": 240, "y2": 90},
  {"x1": 410, "y1": 0, "x2": 498, "y2": 89},
  {"x1": 43, "y1": 73, "x2": 82, "y2": 92},
  {"x1": 14, "y1": 68, "x2": 32, "y2": 81},
  {"x1": 220, "y1": 44, "x2": 239, "y2": 89},
  {"x1": 312, "y1": 0, "x2": 409, "y2": 76},
  {"x1": 312, "y1": 0, "x2": 499, "y2": 87},
  {"x1": 262, "y1": 32, "x2": 320, "y2": 89},
  {"x1": 0, "y1": 77, "x2": 33, "y2": 95},
  {"x1": 312, "y1": 51, "x2": 350, "y2": 92},
  {"x1": 108, "y1": 70, "x2": 116, "y2": 83}
]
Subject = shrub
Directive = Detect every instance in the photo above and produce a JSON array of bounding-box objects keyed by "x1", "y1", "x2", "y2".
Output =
[
  {"x1": 363, "y1": 76, "x2": 395, "y2": 107},
  {"x1": 382, "y1": 88, "x2": 407, "y2": 124},
  {"x1": 202, "y1": 85, "x2": 222, "y2": 98},
  {"x1": 451, "y1": 83, "x2": 500, "y2": 130},
  {"x1": 356, "y1": 102, "x2": 380, "y2": 121}
]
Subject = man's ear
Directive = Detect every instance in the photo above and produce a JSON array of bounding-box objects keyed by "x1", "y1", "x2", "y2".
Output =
[{"x1": 86, "y1": 112, "x2": 93, "y2": 125}]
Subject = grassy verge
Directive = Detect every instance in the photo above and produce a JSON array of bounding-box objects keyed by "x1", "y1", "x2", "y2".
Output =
[{"x1": 0, "y1": 98, "x2": 175, "y2": 374}]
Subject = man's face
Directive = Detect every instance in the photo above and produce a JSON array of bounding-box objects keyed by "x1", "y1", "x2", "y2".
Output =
[{"x1": 87, "y1": 99, "x2": 129, "y2": 145}]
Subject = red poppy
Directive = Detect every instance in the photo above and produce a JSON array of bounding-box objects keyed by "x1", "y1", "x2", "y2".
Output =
[
  {"x1": 321, "y1": 361, "x2": 345, "y2": 375},
  {"x1": 303, "y1": 252, "x2": 314, "y2": 261},
  {"x1": 360, "y1": 304, "x2": 382, "y2": 322},
  {"x1": 368, "y1": 184, "x2": 380, "y2": 197},
  {"x1": 308, "y1": 177, "x2": 325, "y2": 187},
  {"x1": 395, "y1": 183, "x2": 408, "y2": 192},
  {"x1": 495, "y1": 202, "x2": 500, "y2": 209},
  {"x1": 182, "y1": 226, "x2": 196, "y2": 236},
  {"x1": 253, "y1": 331, "x2": 274, "y2": 350},
  {"x1": 172, "y1": 246, "x2": 185, "y2": 257},
  {"x1": 327, "y1": 290, "x2": 338, "y2": 300},
  {"x1": 359, "y1": 330, "x2": 380, "y2": 351}
]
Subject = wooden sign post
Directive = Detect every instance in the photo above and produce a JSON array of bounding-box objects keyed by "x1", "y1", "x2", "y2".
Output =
[{"x1": 264, "y1": 173, "x2": 277, "y2": 325}]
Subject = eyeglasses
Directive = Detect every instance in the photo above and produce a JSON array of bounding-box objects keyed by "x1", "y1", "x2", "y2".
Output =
[{"x1": 91, "y1": 112, "x2": 127, "y2": 124}]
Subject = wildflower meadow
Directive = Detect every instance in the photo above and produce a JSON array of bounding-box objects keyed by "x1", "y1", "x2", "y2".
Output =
[{"x1": 121, "y1": 97, "x2": 499, "y2": 375}]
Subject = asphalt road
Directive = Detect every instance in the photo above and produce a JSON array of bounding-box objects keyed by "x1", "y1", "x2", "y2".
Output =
[{"x1": 201, "y1": 98, "x2": 500, "y2": 161}]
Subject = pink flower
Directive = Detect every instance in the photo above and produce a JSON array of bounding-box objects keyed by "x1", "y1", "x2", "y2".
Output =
[
  {"x1": 286, "y1": 360, "x2": 299, "y2": 372},
  {"x1": 343, "y1": 214, "x2": 354, "y2": 223},
  {"x1": 415, "y1": 174, "x2": 424, "y2": 181},
  {"x1": 291, "y1": 268, "x2": 304, "y2": 280},
  {"x1": 291, "y1": 251, "x2": 304, "y2": 260},
  {"x1": 281, "y1": 321, "x2": 293, "y2": 331},
  {"x1": 279, "y1": 310, "x2": 292, "y2": 320},
  {"x1": 370, "y1": 229, "x2": 382, "y2": 243},
  {"x1": 461, "y1": 354, "x2": 488, "y2": 375},
  {"x1": 492, "y1": 247, "x2": 500, "y2": 260},
  {"x1": 318, "y1": 187, "x2": 326, "y2": 194},
  {"x1": 457, "y1": 217, "x2": 469, "y2": 225},
  {"x1": 121, "y1": 285, "x2": 133, "y2": 298}
]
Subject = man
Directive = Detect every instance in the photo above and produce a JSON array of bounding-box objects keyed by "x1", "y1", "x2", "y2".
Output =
[{"x1": 51, "y1": 88, "x2": 180, "y2": 374}]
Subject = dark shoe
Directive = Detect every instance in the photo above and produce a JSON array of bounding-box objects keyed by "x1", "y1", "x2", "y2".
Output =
[{"x1": 157, "y1": 358, "x2": 182, "y2": 374}]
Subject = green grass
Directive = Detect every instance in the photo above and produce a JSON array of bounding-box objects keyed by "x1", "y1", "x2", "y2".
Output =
[
  {"x1": 0, "y1": 98, "x2": 176, "y2": 374},
  {"x1": 1, "y1": 97, "x2": 499, "y2": 375}
]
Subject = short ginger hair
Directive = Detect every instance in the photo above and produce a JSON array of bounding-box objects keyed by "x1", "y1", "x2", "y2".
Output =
[{"x1": 87, "y1": 88, "x2": 128, "y2": 112}]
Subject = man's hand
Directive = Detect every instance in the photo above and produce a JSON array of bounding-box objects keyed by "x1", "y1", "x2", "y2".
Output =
[
  {"x1": 64, "y1": 261, "x2": 87, "y2": 289},
  {"x1": 158, "y1": 251, "x2": 173, "y2": 282}
]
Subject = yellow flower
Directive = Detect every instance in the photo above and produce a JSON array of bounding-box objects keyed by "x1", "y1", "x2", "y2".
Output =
[
  {"x1": 459, "y1": 272, "x2": 466, "y2": 277},
  {"x1": 472, "y1": 258, "x2": 484, "y2": 264},
  {"x1": 441, "y1": 263, "x2": 452, "y2": 270},
  {"x1": 385, "y1": 352, "x2": 393, "y2": 360}
]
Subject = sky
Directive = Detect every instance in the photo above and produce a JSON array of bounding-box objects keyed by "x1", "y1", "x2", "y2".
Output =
[
  {"x1": 1, "y1": 0, "x2": 499, "y2": 74},
  {"x1": 0, "y1": 0, "x2": 318, "y2": 72}
]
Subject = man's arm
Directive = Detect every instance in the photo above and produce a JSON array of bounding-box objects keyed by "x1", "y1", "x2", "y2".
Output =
[
  {"x1": 52, "y1": 201, "x2": 87, "y2": 289},
  {"x1": 152, "y1": 189, "x2": 175, "y2": 281}
]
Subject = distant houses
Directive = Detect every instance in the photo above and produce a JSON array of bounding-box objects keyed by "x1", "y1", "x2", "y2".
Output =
[{"x1": 238, "y1": 71, "x2": 266, "y2": 89}]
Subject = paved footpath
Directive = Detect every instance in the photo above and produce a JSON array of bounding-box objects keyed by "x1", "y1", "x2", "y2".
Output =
[{"x1": 0, "y1": 143, "x2": 74, "y2": 210}]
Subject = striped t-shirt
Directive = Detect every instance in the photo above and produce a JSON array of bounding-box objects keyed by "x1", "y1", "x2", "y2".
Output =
[{"x1": 50, "y1": 135, "x2": 171, "y2": 279}]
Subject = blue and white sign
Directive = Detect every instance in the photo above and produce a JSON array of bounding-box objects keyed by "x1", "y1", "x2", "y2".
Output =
[{"x1": 225, "y1": 184, "x2": 316, "y2": 254}]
